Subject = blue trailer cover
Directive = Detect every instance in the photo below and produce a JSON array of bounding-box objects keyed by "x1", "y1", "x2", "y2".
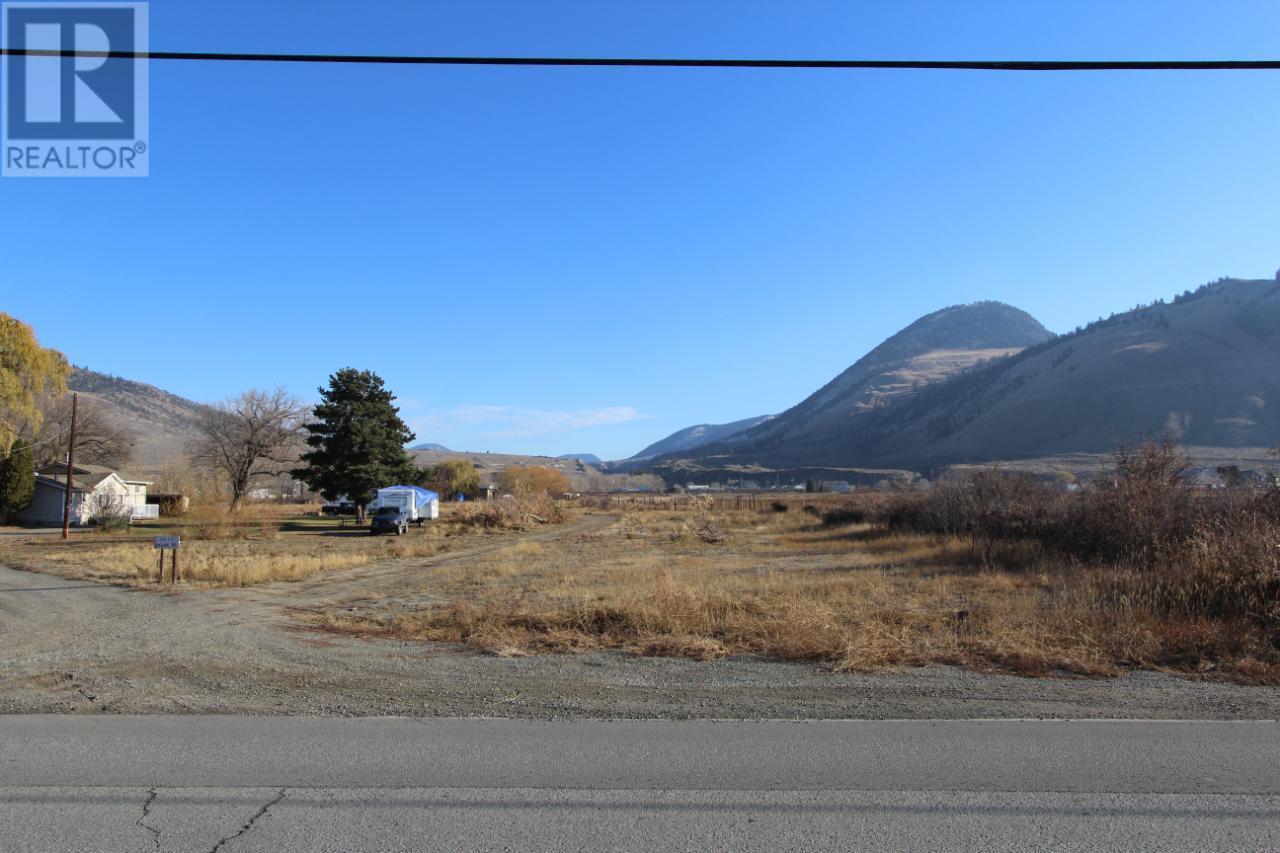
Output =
[{"x1": 380, "y1": 485, "x2": 439, "y2": 509}]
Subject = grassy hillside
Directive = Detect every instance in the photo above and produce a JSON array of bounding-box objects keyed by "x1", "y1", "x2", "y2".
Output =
[
  {"x1": 653, "y1": 301, "x2": 1052, "y2": 470},
  {"x1": 67, "y1": 367, "x2": 211, "y2": 473},
  {"x1": 859, "y1": 278, "x2": 1280, "y2": 466},
  {"x1": 637, "y1": 282, "x2": 1279, "y2": 475},
  {"x1": 622, "y1": 414, "x2": 774, "y2": 464}
]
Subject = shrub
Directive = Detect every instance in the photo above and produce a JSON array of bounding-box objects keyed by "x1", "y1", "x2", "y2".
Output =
[
  {"x1": 877, "y1": 441, "x2": 1280, "y2": 640},
  {"x1": 1058, "y1": 440, "x2": 1195, "y2": 564},
  {"x1": 458, "y1": 494, "x2": 564, "y2": 529},
  {"x1": 85, "y1": 490, "x2": 132, "y2": 532},
  {"x1": 883, "y1": 442, "x2": 1202, "y2": 567},
  {"x1": 878, "y1": 471, "x2": 1060, "y2": 565},
  {"x1": 94, "y1": 513, "x2": 131, "y2": 533},
  {"x1": 821, "y1": 505, "x2": 869, "y2": 527},
  {"x1": 184, "y1": 502, "x2": 281, "y2": 540}
]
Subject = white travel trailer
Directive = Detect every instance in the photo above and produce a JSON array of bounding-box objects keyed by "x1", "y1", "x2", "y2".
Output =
[{"x1": 369, "y1": 485, "x2": 440, "y2": 521}]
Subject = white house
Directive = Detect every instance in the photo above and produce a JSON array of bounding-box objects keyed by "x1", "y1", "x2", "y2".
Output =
[{"x1": 16, "y1": 463, "x2": 156, "y2": 526}]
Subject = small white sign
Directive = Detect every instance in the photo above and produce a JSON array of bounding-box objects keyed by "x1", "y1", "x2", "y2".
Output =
[{"x1": 153, "y1": 535, "x2": 180, "y2": 549}]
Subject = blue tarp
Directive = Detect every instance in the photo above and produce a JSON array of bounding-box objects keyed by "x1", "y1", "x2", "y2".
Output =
[{"x1": 376, "y1": 485, "x2": 439, "y2": 509}]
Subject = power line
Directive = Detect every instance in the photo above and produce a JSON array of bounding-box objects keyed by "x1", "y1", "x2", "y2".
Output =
[
  {"x1": 1, "y1": 49, "x2": 1279, "y2": 71},
  {"x1": 0, "y1": 421, "x2": 87, "y2": 457},
  {"x1": 0, "y1": 431, "x2": 69, "y2": 456}
]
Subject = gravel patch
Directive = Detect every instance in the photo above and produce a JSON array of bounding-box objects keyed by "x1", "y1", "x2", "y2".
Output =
[{"x1": 2, "y1": 561, "x2": 1278, "y2": 720}]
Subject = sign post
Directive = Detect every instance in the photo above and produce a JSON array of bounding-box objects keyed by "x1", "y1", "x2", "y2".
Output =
[{"x1": 153, "y1": 535, "x2": 180, "y2": 583}]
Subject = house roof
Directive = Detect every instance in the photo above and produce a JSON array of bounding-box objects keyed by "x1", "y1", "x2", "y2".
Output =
[
  {"x1": 37, "y1": 462, "x2": 115, "y2": 475},
  {"x1": 35, "y1": 471, "x2": 117, "y2": 494},
  {"x1": 36, "y1": 463, "x2": 150, "y2": 486}
]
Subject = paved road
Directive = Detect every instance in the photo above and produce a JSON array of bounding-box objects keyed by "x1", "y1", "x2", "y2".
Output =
[{"x1": 1, "y1": 716, "x2": 1277, "y2": 851}]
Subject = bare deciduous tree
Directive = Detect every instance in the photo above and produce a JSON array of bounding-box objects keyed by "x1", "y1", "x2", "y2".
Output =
[
  {"x1": 25, "y1": 394, "x2": 136, "y2": 470},
  {"x1": 194, "y1": 388, "x2": 306, "y2": 512}
]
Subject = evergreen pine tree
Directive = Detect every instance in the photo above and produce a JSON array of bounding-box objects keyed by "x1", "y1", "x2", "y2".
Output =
[
  {"x1": 0, "y1": 438, "x2": 35, "y2": 521},
  {"x1": 293, "y1": 369, "x2": 416, "y2": 520}
]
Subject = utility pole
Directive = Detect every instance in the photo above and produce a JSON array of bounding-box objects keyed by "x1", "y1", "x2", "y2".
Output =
[{"x1": 61, "y1": 393, "x2": 78, "y2": 540}]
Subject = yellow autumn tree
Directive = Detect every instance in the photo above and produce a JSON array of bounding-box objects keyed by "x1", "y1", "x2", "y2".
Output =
[
  {"x1": 497, "y1": 464, "x2": 570, "y2": 498},
  {"x1": 421, "y1": 459, "x2": 481, "y2": 498},
  {"x1": 0, "y1": 313, "x2": 69, "y2": 452}
]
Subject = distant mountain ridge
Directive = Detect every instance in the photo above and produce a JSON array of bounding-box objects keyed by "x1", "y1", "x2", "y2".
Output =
[
  {"x1": 65, "y1": 276, "x2": 1280, "y2": 481},
  {"x1": 644, "y1": 280, "x2": 1280, "y2": 474},
  {"x1": 640, "y1": 301, "x2": 1050, "y2": 469},
  {"x1": 623, "y1": 414, "x2": 775, "y2": 464},
  {"x1": 852, "y1": 277, "x2": 1280, "y2": 466},
  {"x1": 410, "y1": 442, "x2": 451, "y2": 452},
  {"x1": 558, "y1": 452, "x2": 602, "y2": 464}
]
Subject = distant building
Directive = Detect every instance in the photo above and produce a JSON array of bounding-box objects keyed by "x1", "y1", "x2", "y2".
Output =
[
  {"x1": 17, "y1": 463, "x2": 155, "y2": 526},
  {"x1": 321, "y1": 496, "x2": 357, "y2": 516},
  {"x1": 146, "y1": 493, "x2": 190, "y2": 516}
]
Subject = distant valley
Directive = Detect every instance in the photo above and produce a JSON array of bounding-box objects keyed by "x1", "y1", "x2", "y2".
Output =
[{"x1": 62, "y1": 275, "x2": 1280, "y2": 483}]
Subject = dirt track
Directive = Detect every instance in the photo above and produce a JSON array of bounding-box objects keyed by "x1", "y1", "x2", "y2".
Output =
[{"x1": 3, "y1": 514, "x2": 1279, "y2": 720}]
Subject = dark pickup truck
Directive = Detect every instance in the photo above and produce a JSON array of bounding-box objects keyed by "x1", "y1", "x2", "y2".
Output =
[{"x1": 369, "y1": 506, "x2": 409, "y2": 536}]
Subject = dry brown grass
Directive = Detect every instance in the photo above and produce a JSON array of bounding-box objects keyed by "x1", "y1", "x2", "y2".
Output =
[
  {"x1": 320, "y1": 497, "x2": 1280, "y2": 682},
  {"x1": 0, "y1": 503, "x2": 472, "y2": 587},
  {"x1": 182, "y1": 502, "x2": 288, "y2": 541},
  {"x1": 6, "y1": 466, "x2": 1273, "y2": 682},
  {"x1": 457, "y1": 494, "x2": 566, "y2": 529},
  {"x1": 35, "y1": 541, "x2": 375, "y2": 587}
]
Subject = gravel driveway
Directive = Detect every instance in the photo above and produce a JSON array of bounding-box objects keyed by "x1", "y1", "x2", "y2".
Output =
[{"x1": 2, "y1": 520, "x2": 1279, "y2": 720}]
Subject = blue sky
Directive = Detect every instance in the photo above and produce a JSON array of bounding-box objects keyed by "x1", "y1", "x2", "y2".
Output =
[{"x1": 3, "y1": 0, "x2": 1279, "y2": 459}]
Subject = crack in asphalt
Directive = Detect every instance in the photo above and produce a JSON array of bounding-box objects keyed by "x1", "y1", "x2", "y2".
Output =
[
  {"x1": 136, "y1": 787, "x2": 160, "y2": 850},
  {"x1": 208, "y1": 787, "x2": 288, "y2": 853}
]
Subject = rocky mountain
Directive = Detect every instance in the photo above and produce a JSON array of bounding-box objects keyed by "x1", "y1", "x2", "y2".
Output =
[
  {"x1": 850, "y1": 277, "x2": 1280, "y2": 467},
  {"x1": 410, "y1": 442, "x2": 452, "y2": 452},
  {"x1": 622, "y1": 414, "x2": 775, "y2": 464},
  {"x1": 67, "y1": 367, "x2": 210, "y2": 472},
  {"x1": 657, "y1": 302, "x2": 1050, "y2": 469},
  {"x1": 650, "y1": 279, "x2": 1280, "y2": 473}
]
